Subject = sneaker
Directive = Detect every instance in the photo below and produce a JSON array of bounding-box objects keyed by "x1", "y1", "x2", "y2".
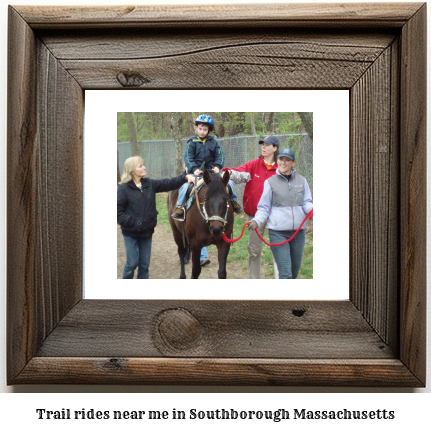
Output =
[
  {"x1": 171, "y1": 207, "x2": 184, "y2": 220},
  {"x1": 233, "y1": 201, "x2": 243, "y2": 214},
  {"x1": 200, "y1": 258, "x2": 210, "y2": 267}
]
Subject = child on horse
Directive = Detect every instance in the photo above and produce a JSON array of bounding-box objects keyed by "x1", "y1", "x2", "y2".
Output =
[{"x1": 171, "y1": 114, "x2": 242, "y2": 220}]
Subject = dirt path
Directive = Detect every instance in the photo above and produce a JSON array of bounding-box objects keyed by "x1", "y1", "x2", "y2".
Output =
[{"x1": 117, "y1": 223, "x2": 250, "y2": 279}]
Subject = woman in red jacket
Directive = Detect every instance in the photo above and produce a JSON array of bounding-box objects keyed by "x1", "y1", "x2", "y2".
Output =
[{"x1": 224, "y1": 135, "x2": 279, "y2": 279}]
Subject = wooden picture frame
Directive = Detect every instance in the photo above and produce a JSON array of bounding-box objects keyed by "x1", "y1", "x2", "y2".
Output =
[{"x1": 7, "y1": 3, "x2": 426, "y2": 386}]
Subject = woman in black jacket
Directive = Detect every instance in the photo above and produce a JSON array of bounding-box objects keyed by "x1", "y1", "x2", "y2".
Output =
[{"x1": 117, "y1": 156, "x2": 194, "y2": 279}]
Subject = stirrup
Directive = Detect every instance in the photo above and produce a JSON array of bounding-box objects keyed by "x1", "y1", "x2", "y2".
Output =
[{"x1": 171, "y1": 206, "x2": 186, "y2": 222}]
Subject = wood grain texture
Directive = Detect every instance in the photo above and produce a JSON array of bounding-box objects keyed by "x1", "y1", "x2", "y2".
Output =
[
  {"x1": 40, "y1": 31, "x2": 396, "y2": 60},
  {"x1": 15, "y1": 358, "x2": 422, "y2": 386},
  {"x1": 42, "y1": 31, "x2": 395, "y2": 89},
  {"x1": 36, "y1": 300, "x2": 393, "y2": 359},
  {"x1": 7, "y1": 3, "x2": 426, "y2": 386},
  {"x1": 399, "y1": 4, "x2": 427, "y2": 385},
  {"x1": 350, "y1": 46, "x2": 398, "y2": 347},
  {"x1": 7, "y1": 6, "x2": 83, "y2": 382},
  {"x1": 35, "y1": 40, "x2": 84, "y2": 334},
  {"x1": 15, "y1": 3, "x2": 423, "y2": 28},
  {"x1": 7, "y1": 6, "x2": 38, "y2": 381}
]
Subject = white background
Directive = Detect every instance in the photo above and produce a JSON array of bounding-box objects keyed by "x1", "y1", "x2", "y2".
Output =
[
  {"x1": 85, "y1": 90, "x2": 349, "y2": 299},
  {"x1": 1, "y1": 0, "x2": 430, "y2": 427}
]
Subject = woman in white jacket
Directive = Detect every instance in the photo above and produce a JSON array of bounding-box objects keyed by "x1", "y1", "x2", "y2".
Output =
[{"x1": 248, "y1": 148, "x2": 313, "y2": 279}]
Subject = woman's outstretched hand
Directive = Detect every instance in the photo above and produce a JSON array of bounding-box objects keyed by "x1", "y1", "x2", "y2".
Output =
[
  {"x1": 185, "y1": 174, "x2": 195, "y2": 184},
  {"x1": 248, "y1": 220, "x2": 258, "y2": 231}
]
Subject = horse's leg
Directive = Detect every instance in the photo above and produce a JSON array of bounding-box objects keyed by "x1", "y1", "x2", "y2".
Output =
[
  {"x1": 178, "y1": 241, "x2": 187, "y2": 279},
  {"x1": 191, "y1": 242, "x2": 202, "y2": 279},
  {"x1": 216, "y1": 241, "x2": 231, "y2": 279},
  {"x1": 168, "y1": 190, "x2": 189, "y2": 279},
  {"x1": 169, "y1": 227, "x2": 187, "y2": 279}
]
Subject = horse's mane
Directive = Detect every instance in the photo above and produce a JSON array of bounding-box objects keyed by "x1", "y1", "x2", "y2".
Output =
[{"x1": 204, "y1": 173, "x2": 229, "y2": 200}]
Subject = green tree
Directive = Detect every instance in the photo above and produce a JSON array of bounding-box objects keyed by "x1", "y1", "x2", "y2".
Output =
[{"x1": 117, "y1": 112, "x2": 129, "y2": 142}]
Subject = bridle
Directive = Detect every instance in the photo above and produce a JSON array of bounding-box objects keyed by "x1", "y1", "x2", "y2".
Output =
[{"x1": 194, "y1": 183, "x2": 230, "y2": 230}]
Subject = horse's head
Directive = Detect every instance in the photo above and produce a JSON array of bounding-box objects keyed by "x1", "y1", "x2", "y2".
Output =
[{"x1": 203, "y1": 170, "x2": 230, "y2": 237}]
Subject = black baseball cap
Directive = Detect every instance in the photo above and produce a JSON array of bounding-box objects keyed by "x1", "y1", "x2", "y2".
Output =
[
  {"x1": 259, "y1": 135, "x2": 280, "y2": 148},
  {"x1": 277, "y1": 147, "x2": 296, "y2": 161}
]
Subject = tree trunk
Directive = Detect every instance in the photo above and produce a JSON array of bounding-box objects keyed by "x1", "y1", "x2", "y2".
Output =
[
  {"x1": 125, "y1": 112, "x2": 139, "y2": 156},
  {"x1": 263, "y1": 112, "x2": 274, "y2": 132},
  {"x1": 213, "y1": 112, "x2": 246, "y2": 137},
  {"x1": 185, "y1": 112, "x2": 196, "y2": 137},
  {"x1": 208, "y1": 112, "x2": 225, "y2": 137},
  {"x1": 298, "y1": 112, "x2": 313, "y2": 140},
  {"x1": 250, "y1": 112, "x2": 257, "y2": 135},
  {"x1": 171, "y1": 112, "x2": 184, "y2": 175},
  {"x1": 296, "y1": 113, "x2": 313, "y2": 202}
]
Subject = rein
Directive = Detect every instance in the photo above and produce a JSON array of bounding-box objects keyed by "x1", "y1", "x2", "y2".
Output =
[{"x1": 222, "y1": 209, "x2": 313, "y2": 246}]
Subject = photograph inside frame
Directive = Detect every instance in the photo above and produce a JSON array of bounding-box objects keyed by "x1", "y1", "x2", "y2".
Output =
[{"x1": 116, "y1": 112, "x2": 314, "y2": 281}]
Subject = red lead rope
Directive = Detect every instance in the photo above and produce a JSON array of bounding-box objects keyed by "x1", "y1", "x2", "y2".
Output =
[{"x1": 222, "y1": 209, "x2": 313, "y2": 246}]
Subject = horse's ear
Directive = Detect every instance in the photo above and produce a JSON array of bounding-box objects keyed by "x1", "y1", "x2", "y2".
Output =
[
  {"x1": 222, "y1": 170, "x2": 230, "y2": 185},
  {"x1": 203, "y1": 170, "x2": 211, "y2": 185}
]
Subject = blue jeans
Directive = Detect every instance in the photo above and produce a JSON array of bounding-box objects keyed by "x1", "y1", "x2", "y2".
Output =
[
  {"x1": 200, "y1": 247, "x2": 208, "y2": 261},
  {"x1": 268, "y1": 229, "x2": 305, "y2": 279},
  {"x1": 122, "y1": 234, "x2": 152, "y2": 279},
  {"x1": 228, "y1": 179, "x2": 238, "y2": 201},
  {"x1": 176, "y1": 175, "x2": 238, "y2": 205},
  {"x1": 184, "y1": 245, "x2": 208, "y2": 263},
  {"x1": 176, "y1": 181, "x2": 191, "y2": 205}
]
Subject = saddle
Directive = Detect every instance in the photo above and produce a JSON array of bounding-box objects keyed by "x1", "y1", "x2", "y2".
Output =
[
  {"x1": 185, "y1": 178, "x2": 205, "y2": 212},
  {"x1": 184, "y1": 178, "x2": 232, "y2": 213}
]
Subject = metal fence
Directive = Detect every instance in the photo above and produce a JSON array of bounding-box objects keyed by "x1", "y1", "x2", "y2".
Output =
[{"x1": 118, "y1": 133, "x2": 313, "y2": 203}]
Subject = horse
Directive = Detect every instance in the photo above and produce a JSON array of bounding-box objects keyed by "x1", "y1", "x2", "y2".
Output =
[{"x1": 168, "y1": 170, "x2": 234, "y2": 279}]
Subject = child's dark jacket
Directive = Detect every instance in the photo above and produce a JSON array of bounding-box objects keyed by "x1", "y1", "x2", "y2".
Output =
[{"x1": 184, "y1": 135, "x2": 225, "y2": 174}]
